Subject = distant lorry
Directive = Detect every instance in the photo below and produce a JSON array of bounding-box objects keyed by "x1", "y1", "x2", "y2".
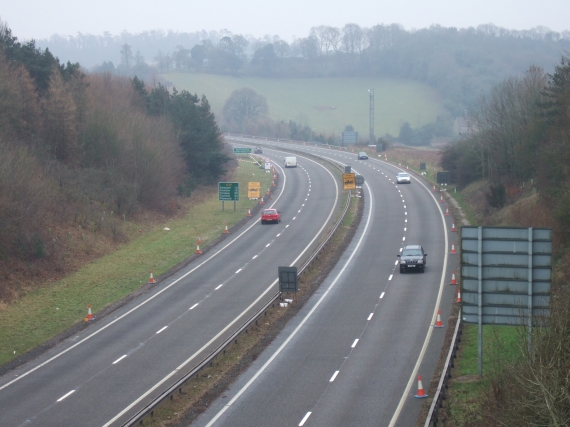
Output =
[{"x1": 285, "y1": 156, "x2": 297, "y2": 168}]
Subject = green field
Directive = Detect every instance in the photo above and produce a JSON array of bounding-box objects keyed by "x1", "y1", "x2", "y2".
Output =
[{"x1": 162, "y1": 73, "x2": 445, "y2": 136}]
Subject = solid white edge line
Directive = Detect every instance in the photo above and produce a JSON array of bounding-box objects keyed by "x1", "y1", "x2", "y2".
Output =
[
  {"x1": 0, "y1": 159, "x2": 290, "y2": 393},
  {"x1": 57, "y1": 390, "x2": 75, "y2": 402},
  {"x1": 387, "y1": 177, "x2": 449, "y2": 427},
  {"x1": 104, "y1": 152, "x2": 340, "y2": 427},
  {"x1": 299, "y1": 412, "x2": 312, "y2": 426},
  {"x1": 113, "y1": 355, "x2": 127, "y2": 365},
  {"x1": 329, "y1": 371, "x2": 340, "y2": 382},
  {"x1": 351, "y1": 339, "x2": 359, "y2": 348},
  {"x1": 201, "y1": 180, "x2": 372, "y2": 427}
]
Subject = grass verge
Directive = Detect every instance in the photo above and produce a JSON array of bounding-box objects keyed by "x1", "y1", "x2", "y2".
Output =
[{"x1": 0, "y1": 159, "x2": 272, "y2": 368}]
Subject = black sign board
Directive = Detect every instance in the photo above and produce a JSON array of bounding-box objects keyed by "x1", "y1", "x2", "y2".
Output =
[
  {"x1": 437, "y1": 171, "x2": 451, "y2": 184},
  {"x1": 420, "y1": 162, "x2": 426, "y2": 170},
  {"x1": 278, "y1": 266, "x2": 298, "y2": 292}
]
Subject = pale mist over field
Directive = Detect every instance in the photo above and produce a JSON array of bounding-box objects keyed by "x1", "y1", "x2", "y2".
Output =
[{"x1": 2, "y1": 0, "x2": 569, "y2": 41}]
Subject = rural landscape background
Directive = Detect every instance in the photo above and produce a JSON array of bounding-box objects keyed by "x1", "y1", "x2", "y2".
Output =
[{"x1": 1, "y1": 14, "x2": 570, "y2": 426}]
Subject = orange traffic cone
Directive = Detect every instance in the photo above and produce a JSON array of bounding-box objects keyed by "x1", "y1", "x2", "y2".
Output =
[
  {"x1": 440, "y1": 194, "x2": 444, "y2": 203},
  {"x1": 406, "y1": 165, "x2": 409, "y2": 170},
  {"x1": 224, "y1": 224, "x2": 229, "y2": 234},
  {"x1": 414, "y1": 375, "x2": 428, "y2": 398},
  {"x1": 434, "y1": 309, "x2": 444, "y2": 328},
  {"x1": 266, "y1": 188, "x2": 270, "y2": 194},
  {"x1": 433, "y1": 185, "x2": 437, "y2": 192},
  {"x1": 457, "y1": 289, "x2": 462, "y2": 303},
  {"x1": 195, "y1": 244, "x2": 202, "y2": 254},
  {"x1": 260, "y1": 198, "x2": 265, "y2": 205},
  {"x1": 85, "y1": 304, "x2": 94, "y2": 322},
  {"x1": 451, "y1": 222, "x2": 457, "y2": 232},
  {"x1": 450, "y1": 270, "x2": 457, "y2": 285},
  {"x1": 272, "y1": 180, "x2": 276, "y2": 187},
  {"x1": 247, "y1": 209, "x2": 252, "y2": 217},
  {"x1": 148, "y1": 271, "x2": 156, "y2": 284},
  {"x1": 198, "y1": 235, "x2": 202, "y2": 244},
  {"x1": 451, "y1": 242, "x2": 456, "y2": 254},
  {"x1": 445, "y1": 205, "x2": 450, "y2": 216}
]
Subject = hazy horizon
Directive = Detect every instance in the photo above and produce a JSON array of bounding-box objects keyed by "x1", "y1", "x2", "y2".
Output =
[{"x1": 3, "y1": 0, "x2": 569, "y2": 42}]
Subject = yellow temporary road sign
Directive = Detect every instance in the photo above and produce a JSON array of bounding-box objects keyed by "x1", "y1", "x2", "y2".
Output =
[
  {"x1": 343, "y1": 173, "x2": 356, "y2": 190},
  {"x1": 248, "y1": 182, "x2": 261, "y2": 199}
]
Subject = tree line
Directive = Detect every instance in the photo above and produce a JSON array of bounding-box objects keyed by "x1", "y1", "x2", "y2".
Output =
[
  {"x1": 36, "y1": 23, "x2": 570, "y2": 114},
  {"x1": 0, "y1": 22, "x2": 228, "y2": 269},
  {"x1": 440, "y1": 57, "x2": 570, "y2": 426}
]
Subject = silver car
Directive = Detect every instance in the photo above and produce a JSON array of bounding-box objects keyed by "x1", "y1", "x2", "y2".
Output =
[{"x1": 396, "y1": 172, "x2": 411, "y2": 184}]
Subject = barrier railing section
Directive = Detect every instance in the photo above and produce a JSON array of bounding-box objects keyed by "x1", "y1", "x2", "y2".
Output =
[
  {"x1": 224, "y1": 133, "x2": 349, "y2": 150},
  {"x1": 123, "y1": 157, "x2": 351, "y2": 427},
  {"x1": 424, "y1": 312, "x2": 462, "y2": 427}
]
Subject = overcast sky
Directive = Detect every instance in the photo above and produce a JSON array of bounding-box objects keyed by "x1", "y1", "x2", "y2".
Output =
[{"x1": 2, "y1": 0, "x2": 569, "y2": 42}]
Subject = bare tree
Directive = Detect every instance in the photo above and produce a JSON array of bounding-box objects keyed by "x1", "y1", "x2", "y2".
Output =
[
  {"x1": 120, "y1": 43, "x2": 133, "y2": 69},
  {"x1": 341, "y1": 23, "x2": 363, "y2": 55}
]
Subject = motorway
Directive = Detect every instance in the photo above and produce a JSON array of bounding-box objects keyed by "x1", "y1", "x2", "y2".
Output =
[
  {"x1": 0, "y1": 151, "x2": 340, "y2": 426},
  {"x1": 192, "y1": 138, "x2": 457, "y2": 427}
]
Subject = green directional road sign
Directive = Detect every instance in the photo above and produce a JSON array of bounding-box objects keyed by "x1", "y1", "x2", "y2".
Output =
[
  {"x1": 218, "y1": 182, "x2": 240, "y2": 201},
  {"x1": 233, "y1": 147, "x2": 252, "y2": 154}
]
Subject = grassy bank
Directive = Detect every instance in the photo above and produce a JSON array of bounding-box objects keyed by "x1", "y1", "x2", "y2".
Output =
[
  {"x1": 162, "y1": 74, "x2": 445, "y2": 136},
  {"x1": 0, "y1": 159, "x2": 273, "y2": 366}
]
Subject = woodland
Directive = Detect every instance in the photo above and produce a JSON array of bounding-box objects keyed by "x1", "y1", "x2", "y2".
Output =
[{"x1": 0, "y1": 22, "x2": 230, "y2": 302}]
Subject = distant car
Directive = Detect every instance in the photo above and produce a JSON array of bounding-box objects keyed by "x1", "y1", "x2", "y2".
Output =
[
  {"x1": 396, "y1": 172, "x2": 411, "y2": 184},
  {"x1": 358, "y1": 152, "x2": 368, "y2": 160},
  {"x1": 254, "y1": 147, "x2": 263, "y2": 154},
  {"x1": 397, "y1": 245, "x2": 427, "y2": 273},
  {"x1": 261, "y1": 208, "x2": 281, "y2": 224}
]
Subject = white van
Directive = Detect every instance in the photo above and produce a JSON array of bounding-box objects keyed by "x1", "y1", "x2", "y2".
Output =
[{"x1": 285, "y1": 156, "x2": 297, "y2": 168}]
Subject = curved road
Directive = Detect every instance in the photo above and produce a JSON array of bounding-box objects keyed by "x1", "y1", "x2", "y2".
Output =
[
  {"x1": 0, "y1": 151, "x2": 339, "y2": 426},
  {"x1": 192, "y1": 138, "x2": 457, "y2": 427}
]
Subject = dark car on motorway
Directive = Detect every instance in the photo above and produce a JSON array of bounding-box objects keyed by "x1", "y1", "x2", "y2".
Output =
[
  {"x1": 358, "y1": 152, "x2": 368, "y2": 160},
  {"x1": 261, "y1": 208, "x2": 281, "y2": 224},
  {"x1": 397, "y1": 245, "x2": 427, "y2": 273},
  {"x1": 254, "y1": 147, "x2": 263, "y2": 154}
]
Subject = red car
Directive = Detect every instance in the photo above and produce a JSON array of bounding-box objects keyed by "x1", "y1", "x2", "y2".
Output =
[{"x1": 261, "y1": 208, "x2": 281, "y2": 224}]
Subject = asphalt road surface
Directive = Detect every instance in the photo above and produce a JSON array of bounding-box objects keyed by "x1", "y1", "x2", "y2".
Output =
[
  {"x1": 0, "y1": 151, "x2": 340, "y2": 427},
  {"x1": 192, "y1": 138, "x2": 457, "y2": 427}
]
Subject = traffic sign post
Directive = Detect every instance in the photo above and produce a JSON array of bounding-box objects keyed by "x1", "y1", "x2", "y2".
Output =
[
  {"x1": 233, "y1": 147, "x2": 252, "y2": 154},
  {"x1": 461, "y1": 226, "x2": 552, "y2": 377},
  {"x1": 218, "y1": 182, "x2": 239, "y2": 211},
  {"x1": 343, "y1": 173, "x2": 356, "y2": 190}
]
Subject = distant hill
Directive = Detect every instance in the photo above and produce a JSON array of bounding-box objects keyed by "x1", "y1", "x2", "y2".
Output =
[
  {"x1": 37, "y1": 23, "x2": 570, "y2": 114},
  {"x1": 163, "y1": 73, "x2": 445, "y2": 136}
]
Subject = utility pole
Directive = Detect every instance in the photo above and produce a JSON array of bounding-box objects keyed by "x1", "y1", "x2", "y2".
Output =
[{"x1": 368, "y1": 89, "x2": 375, "y2": 145}]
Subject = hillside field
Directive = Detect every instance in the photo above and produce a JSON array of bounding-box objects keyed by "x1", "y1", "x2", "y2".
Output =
[{"x1": 162, "y1": 73, "x2": 445, "y2": 136}]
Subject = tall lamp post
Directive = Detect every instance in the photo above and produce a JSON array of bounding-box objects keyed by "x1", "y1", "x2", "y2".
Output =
[{"x1": 368, "y1": 89, "x2": 375, "y2": 145}]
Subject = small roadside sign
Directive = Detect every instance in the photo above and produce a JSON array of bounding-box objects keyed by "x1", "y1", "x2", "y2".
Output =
[
  {"x1": 233, "y1": 147, "x2": 252, "y2": 154},
  {"x1": 264, "y1": 162, "x2": 271, "y2": 171},
  {"x1": 343, "y1": 173, "x2": 356, "y2": 190},
  {"x1": 248, "y1": 182, "x2": 261, "y2": 199}
]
